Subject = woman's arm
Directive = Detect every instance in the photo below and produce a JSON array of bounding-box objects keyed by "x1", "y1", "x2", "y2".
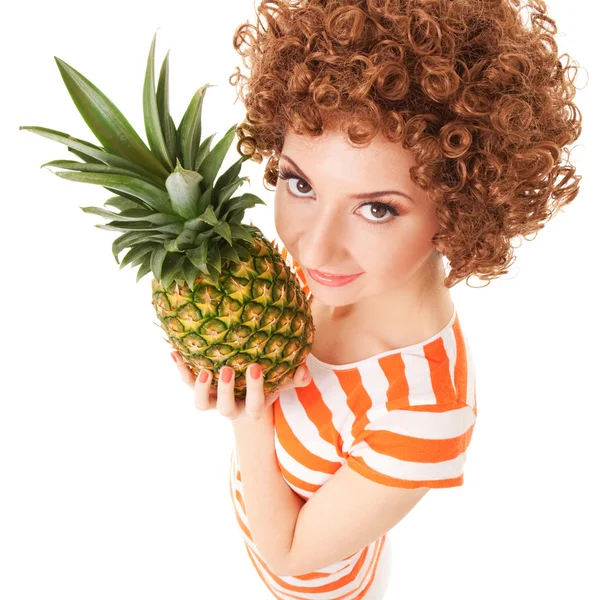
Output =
[{"x1": 231, "y1": 405, "x2": 306, "y2": 574}]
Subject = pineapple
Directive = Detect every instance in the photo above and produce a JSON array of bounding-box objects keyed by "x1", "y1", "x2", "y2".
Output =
[{"x1": 19, "y1": 30, "x2": 314, "y2": 401}]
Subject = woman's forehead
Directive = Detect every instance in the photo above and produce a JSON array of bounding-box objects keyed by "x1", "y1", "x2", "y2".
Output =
[{"x1": 281, "y1": 129, "x2": 414, "y2": 167}]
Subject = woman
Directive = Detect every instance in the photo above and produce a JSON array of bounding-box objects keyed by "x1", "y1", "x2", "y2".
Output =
[{"x1": 173, "y1": 0, "x2": 583, "y2": 597}]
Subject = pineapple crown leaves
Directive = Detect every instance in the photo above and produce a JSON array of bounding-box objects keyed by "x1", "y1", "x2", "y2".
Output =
[{"x1": 19, "y1": 29, "x2": 268, "y2": 291}]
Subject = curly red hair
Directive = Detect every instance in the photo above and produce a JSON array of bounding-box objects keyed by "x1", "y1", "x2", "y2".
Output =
[{"x1": 228, "y1": 0, "x2": 584, "y2": 288}]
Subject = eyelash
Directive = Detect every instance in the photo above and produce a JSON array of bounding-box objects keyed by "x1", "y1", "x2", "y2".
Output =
[{"x1": 276, "y1": 167, "x2": 401, "y2": 226}]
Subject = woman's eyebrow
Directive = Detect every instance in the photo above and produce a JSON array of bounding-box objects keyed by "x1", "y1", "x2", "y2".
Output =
[{"x1": 279, "y1": 154, "x2": 415, "y2": 204}]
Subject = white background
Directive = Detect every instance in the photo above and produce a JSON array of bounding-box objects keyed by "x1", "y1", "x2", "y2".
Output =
[{"x1": 2, "y1": 1, "x2": 598, "y2": 598}]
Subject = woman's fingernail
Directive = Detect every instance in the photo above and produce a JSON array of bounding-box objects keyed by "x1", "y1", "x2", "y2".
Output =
[
  {"x1": 250, "y1": 364, "x2": 261, "y2": 379},
  {"x1": 199, "y1": 370, "x2": 209, "y2": 384},
  {"x1": 221, "y1": 368, "x2": 233, "y2": 383},
  {"x1": 171, "y1": 353, "x2": 178, "y2": 364},
  {"x1": 301, "y1": 367, "x2": 309, "y2": 381}
]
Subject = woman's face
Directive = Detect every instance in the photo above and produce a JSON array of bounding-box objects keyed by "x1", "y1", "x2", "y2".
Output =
[{"x1": 274, "y1": 127, "x2": 444, "y2": 310}]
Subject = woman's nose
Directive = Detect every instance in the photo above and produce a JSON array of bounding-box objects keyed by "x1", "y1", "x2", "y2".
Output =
[{"x1": 297, "y1": 206, "x2": 346, "y2": 270}]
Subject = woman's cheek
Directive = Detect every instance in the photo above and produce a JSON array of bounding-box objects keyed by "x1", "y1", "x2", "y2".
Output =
[
  {"x1": 274, "y1": 193, "x2": 296, "y2": 240},
  {"x1": 274, "y1": 193, "x2": 306, "y2": 238}
]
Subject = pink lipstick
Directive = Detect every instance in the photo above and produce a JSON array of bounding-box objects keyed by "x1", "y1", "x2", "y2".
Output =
[{"x1": 306, "y1": 269, "x2": 364, "y2": 287}]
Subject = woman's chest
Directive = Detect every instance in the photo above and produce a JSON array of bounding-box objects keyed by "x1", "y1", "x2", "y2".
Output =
[
  {"x1": 308, "y1": 304, "x2": 386, "y2": 366},
  {"x1": 309, "y1": 331, "x2": 384, "y2": 365}
]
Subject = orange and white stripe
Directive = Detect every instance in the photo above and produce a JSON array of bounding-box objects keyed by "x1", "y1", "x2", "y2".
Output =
[
  {"x1": 229, "y1": 241, "x2": 478, "y2": 598},
  {"x1": 230, "y1": 449, "x2": 390, "y2": 599}
]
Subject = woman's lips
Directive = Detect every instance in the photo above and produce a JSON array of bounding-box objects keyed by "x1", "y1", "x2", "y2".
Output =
[{"x1": 306, "y1": 268, "x2": 364, "y2": 287}]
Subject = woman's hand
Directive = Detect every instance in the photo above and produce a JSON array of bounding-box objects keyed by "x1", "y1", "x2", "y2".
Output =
[{"x1": 171, "y1": 352, "x2": 312, "y2": 421}]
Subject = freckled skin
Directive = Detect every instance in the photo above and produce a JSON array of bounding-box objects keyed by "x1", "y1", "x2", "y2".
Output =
[{"x1": 274, "y1": 125, "x2": 454, "y2": 348}]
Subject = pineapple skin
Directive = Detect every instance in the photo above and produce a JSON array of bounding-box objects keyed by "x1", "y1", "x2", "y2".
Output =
[{"x1": 152, "y1": 232, "x2": 315, "y2": 400}]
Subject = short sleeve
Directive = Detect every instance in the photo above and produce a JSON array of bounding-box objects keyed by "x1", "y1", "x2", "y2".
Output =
[{"x1": 345, "y1": 401, "x2": 477, "y2": 489}]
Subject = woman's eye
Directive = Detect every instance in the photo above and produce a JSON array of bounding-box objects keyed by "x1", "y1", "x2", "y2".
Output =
[
  {"x1": 277, "y1": 169, "x2": 400, "y2": 225},
  {"x1": 281, "y1": 175, "x2": 313, "y2": 197},
  {"x1": 355, "y1": 203, "x2": 397, "y2": 224}
]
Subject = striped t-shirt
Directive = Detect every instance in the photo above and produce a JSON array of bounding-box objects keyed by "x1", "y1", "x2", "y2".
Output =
[{"x1": 229, "y1": 241, "x2": 478, "y2": 599}]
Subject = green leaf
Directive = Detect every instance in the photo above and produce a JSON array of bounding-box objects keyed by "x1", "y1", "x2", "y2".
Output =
[
  {"x1": 104, "y1": 195, "x2": 145, "y2": 212},
  {"x1": 220, "y1": 244, "x2": 241, "y2": 265},
  {"x1": 165, "y1": 159, "x2": 203, "y2": 220},
  {"x1": 164, "y1": 228, "x2": 198, "y2": 252},
  {"x1": 112, "y1": 230, "x2": 166, "y2": 264},
  {"x1": 136, "y1": 253, "x2": 153, "y2": 283},
  {"x1": 160, "y1": 252, "x2": 187, "y2": 289},
  {"x1": 198, "y1": 123, "x2": 237, "y2": 188},
  {"x1": 187, "y1": 237, "x2": 209, "y2": 272},
  {"x1": 43, "y1": 159, "x2": 163, "y2": 210},
  {"x1": 214, "y1": 177, "x2": 250, "y2": 214},
  {"x1": 233, "y1": 242, "x2": 251, "y2": 260},
  {"x1": 143, "y1": 31, "x2": 174, "y2": 173},
  {"x1": 205, "y1": 264, "x2": 221, "y2": 286},
  {"x1": 213, "y1": 221, "x2": 232, "y2": 246},
  {"x1": 19, "y1": 126, "x2": 165, "y2": 188},
  {"x1": 157, "y1": 54, "x2": 178, "y2": 168},
  {"x1": 219, "y1": 192, "x2": 267, "y2": 222},
  {"x1": 80, "y1": 205, "x2": 181, "y2": 225},
  {"x1": 130, "y1": 252, "x2": 150, "y2": 269},
  {"x1": 244, "y1": 224, "x2": 262, "y2": 236},
  {"x1": 95, "y1": 221, "x2": 184, "y2": 234},
  {"x1": 194, "y1": 133, "x2": 216, "y2": 172},
  {"x1": 119, "y1": 242, "x2": 158, "y2": 270},
  {"x1": 183, "y1": 259, "x2": 200, "y2": 290},
  {"x1": 68, "y1": 147, "x2": 104, "y2": 164},
  {"x1": 214, "y1": 153, "x2": 251, "y2": 193},
  {"x1": 228, "y1": 209, "x2": 245, "y2": 225},
  {"x1": 52, "y1": 55, "x2": 170, "y2": 180},
  {"x1": 151, "y1": 246, "x2": 169, "y2": 281},
  {"x1": 177, "y1": 84, "x2": 215, "y2": 170},
  {"x1": 53, "y1": 170, "x2": 172, "y2": 214},
  {"x1": 196, "y1": 183, "x2": 213, "y2": 215},
  {"x1": 185, "y1": 205, "x2": 218, "y2": 229},
  {"x1": 81, "y1": 205, "x2": 148, "y2": 222},
  {"x1": 42, "y1": 159, "x2": 160, "y2": 187},
  {"x1": 228, "y1": 222, "x2": 256, "y2": 244},
  {"x1": 103, "y1": 189, "x2": 154, "y2": 210},
  {"x1": 207, "y1": 245, "x2": 222, "y2": 273}
]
